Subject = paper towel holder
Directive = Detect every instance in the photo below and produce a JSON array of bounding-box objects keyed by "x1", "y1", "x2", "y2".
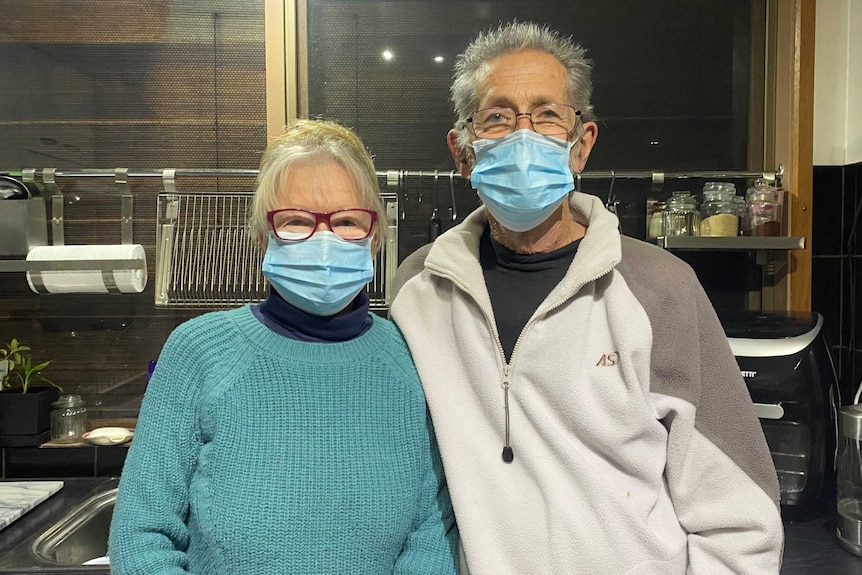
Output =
[
  {"x1": 0, "y1": 168, "x2": 140, "y2": 279},
  {"x1": 0, "y1": 186, "x2": 48, "y2": 257}
]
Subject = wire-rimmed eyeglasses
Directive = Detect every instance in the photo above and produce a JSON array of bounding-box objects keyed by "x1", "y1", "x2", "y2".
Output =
[
  {"x1": 467, "y1": 103, "x2": 581, "y2": 139},
  {"x1": 267, "y1": 208, "x2": 377, "y2": 241}
]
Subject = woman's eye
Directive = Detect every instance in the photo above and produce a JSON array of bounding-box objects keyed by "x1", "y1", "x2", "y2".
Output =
[
  {"x1": 333, "y1": 219, "x2": 358, "y2": 227},
  {"x1": 276, "y1": 216, "x2": 313, "y2": 230}
]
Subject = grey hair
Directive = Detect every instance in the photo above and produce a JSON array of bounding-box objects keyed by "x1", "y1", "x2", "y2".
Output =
[
  {"x1": 249, "y1": 119, "x2": 386, "y2": 253},
  {"x1": 451, "y1": 21, "x2": 595, "y2": 151}
]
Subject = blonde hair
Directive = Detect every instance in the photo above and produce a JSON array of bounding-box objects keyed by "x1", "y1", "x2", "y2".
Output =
[{"x1": 249, "y1": 119, "x2": 386, "y2": 252}]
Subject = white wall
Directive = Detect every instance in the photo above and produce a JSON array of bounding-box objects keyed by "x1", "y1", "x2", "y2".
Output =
[{"x1": 814, "y1": 0, "x2": 862, "y2": 166}]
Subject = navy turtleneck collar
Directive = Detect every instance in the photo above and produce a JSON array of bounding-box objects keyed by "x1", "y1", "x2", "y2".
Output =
[{"x1": 251, "y1": 287, "x2": 373, "y2": 343}]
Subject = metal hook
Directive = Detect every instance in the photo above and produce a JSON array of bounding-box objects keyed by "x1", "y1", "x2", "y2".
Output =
[
  {"x1": 42, "y1": 168, "x2": 65, "y2": 246},
  {"x1": 400, "y1": 170, "x2": 407, "y2": 220},
  {"x1": 651, "y1": 171, "x2": 665, "y2": 196},
  {"x1": 386, "y1": 170, "x2": 404, "y2": 220},
  {"x1": 449, "y1": 170, "x2": 458, "y2": 221},
  {"x1": 433, "y1": 169, "x2": 439, "y2": 209},
  {"x1": 429, "y1": 207, "x2": 441, "y2": 241},
  {"x1": 162, "y1": 168, "x2": 178, "y2": 194},
  {"x1": 116, "y1": 167, "x2": 134, "y2": 244},
  {"x1": 606, "y1": 170, "x2": 618, "y2": 214},
  {"x1": 417, "y1": 170, "x2": 423, "y2": 204}
]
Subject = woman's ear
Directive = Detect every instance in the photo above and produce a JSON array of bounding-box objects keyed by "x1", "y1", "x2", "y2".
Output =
[
  {"x1": 447, "y1": 130, "x2": 474, "y2": 179},
  {"x1": 256, "y1": 230, "x2": 269, "y2": 251}
]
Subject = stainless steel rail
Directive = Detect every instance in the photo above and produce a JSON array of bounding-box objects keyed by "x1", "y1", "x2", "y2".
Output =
[
  {"x1": 9, "y1": 166, "x2": 783, "y2": 184},
  {"x1": 17, "y1": 168, "x2": 260, "y2": 179}
]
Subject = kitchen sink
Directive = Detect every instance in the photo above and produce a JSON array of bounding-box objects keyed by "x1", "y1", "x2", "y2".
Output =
[
  {"x1": 0, "y1": 479, "x2": 117, "y2": 573},
  {"x1": 31, "y1": 487, "x2": 116, "y2": 566}
]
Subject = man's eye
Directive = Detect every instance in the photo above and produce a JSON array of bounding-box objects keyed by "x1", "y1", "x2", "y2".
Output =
[
  {"x1": 537, "y1": 109, "x2": 562, "y2": 120},
  {"x1": 486, "y1": 111, "x2": 514, "y2": 124}
]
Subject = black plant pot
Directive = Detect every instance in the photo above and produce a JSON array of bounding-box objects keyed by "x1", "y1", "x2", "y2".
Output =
[{"x1": 0, "y1": 386, "x2": 59, "y2": 446}]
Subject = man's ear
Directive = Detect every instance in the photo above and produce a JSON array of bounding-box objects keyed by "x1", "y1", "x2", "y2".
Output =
[
  {"x1": 571, "y1": 121, "x2": 598, "y2": 174},
  {"x1": 447, "y1": 129, "x2": 473, "y2": 179}
]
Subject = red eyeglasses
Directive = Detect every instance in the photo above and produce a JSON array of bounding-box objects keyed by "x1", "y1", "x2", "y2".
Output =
[{"x1": 266, "y1": 208, "x2": 377, "y2": 241}]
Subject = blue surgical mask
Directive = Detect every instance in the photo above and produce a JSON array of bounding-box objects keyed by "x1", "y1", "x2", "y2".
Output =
[
  {"x1": 261, "y1": 232, "x2": 374, "y2": 316},
  {"x1": 470, "y1": 129, "x2": 575, "y2": 232}
]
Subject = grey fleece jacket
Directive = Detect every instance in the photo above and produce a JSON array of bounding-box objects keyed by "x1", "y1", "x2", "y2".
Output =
[{"x1": 389, "y1": 192, "x2": 783, "y2": 575}]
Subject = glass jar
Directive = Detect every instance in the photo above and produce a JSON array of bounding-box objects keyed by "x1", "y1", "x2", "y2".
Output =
[
  {"x1": 743, "y1": 179, "x2": 782, "y2": 236},
  {"x1": 699, "y1": 185, "x2": 738, "y2": 237},
  {"x1": 647, "y1": 201, "x2": 665, "y2": 239},
  {"x1": 50, "y1": 394, "x2": 89, "y2": 443},
  {"x1": 661, "y1": 192, "x2": 700, "y2": 237},
  {"x1": 837, "y1": 404, "x2": 862, "y2": 556}
]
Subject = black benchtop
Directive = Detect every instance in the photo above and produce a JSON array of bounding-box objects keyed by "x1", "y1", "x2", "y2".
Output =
[
  {"x1": 783, "y1": 514, "x2": 862, "y2": 574},
  {"x1": 1, "y1": 477, "x2": 861, "y2": 573}
]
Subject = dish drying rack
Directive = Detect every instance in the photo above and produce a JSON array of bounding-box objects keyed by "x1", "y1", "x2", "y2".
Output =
[
  {"x1": 155, "y1": 169, "x2": 399, "y2": 310},
  {"x1": 155, "y1": 190, "x2": 264, "y2": 307}
]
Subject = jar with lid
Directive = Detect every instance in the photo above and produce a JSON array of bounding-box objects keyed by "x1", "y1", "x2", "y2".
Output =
[
  {"x1": 50, "y1": 394, "x2": 88, "y2": 443},
  {"x1": 837, "y1": 404, "x2": 862, "y2": 555},
  {"x1": 699, "y1": 184, "x2": 738, "y2": 237},
  {"x1": 661, "y1": 192, "x2": 700, "y2": 237},
  {"x1": 702, "y1": 181, "x2": 736, "y2": 195},
  {"x1": 743, "y1": 179, "x2": 782, "y2": 236}
]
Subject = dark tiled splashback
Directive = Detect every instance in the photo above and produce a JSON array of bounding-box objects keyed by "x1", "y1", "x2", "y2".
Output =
[{"x1": 812, "y1": 161, "x2": 862, "y2": 403}]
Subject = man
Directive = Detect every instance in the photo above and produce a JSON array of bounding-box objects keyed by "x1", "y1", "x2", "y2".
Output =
[{"x1": 389, "y1": 21, "x2": 783, "y2": 575}]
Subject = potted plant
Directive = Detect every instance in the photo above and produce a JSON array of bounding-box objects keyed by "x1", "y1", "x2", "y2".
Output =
[{"x1": 0, "y1": 338, "x2": 63, "y2": 446}]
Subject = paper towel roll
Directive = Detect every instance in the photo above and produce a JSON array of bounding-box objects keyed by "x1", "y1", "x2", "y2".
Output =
[{"x1": 25, "y1": 244, "x2": 147, "y2": 294}]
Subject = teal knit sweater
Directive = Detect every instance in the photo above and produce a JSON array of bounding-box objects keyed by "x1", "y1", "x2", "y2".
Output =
[{"x1": 108, "y1": 306, "x2": 458, "y2": 575}]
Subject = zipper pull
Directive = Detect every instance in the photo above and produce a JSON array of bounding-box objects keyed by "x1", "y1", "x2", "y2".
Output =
[{"x1": 502, "y1": 364, "x2": 514, "y2": 463}]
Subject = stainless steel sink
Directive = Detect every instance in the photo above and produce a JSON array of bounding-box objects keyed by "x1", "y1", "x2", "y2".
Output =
[
  {"x1": 0, "y1": 479, "x2": 117, "y2": 573},
  {"x1": 31, "y1": 487, "x2": 116, "y2": 566}
]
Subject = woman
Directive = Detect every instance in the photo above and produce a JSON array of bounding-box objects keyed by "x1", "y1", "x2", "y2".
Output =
[{"x1": 109, "y1": 119, "x2": 459, "y2": 575}]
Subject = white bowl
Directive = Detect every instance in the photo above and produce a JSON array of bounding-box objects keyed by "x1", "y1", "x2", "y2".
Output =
[{"x1": 81, "y1": 427, "x2": 134, "y2": 446}]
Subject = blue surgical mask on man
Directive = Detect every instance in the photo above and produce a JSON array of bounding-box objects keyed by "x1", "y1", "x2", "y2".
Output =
[
  {"x1": 261, "y1": 231, "x2": 374, "y2": 316},
  {"x1": 470, "y1": 129, "x2": 575, "y2": 232}
]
